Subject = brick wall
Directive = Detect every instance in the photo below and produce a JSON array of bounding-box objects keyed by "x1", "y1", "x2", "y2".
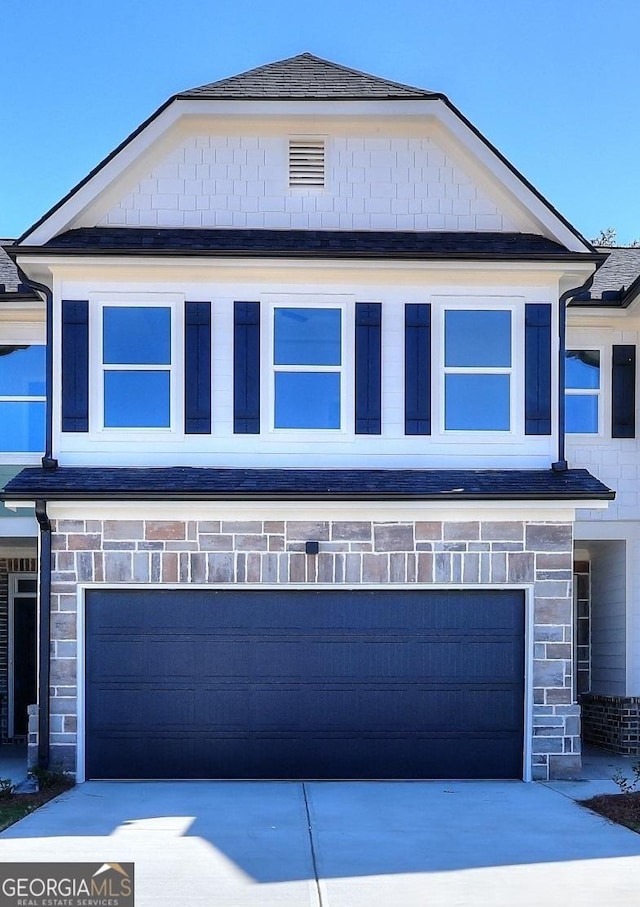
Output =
[
  {"x1": 98, "y1": 134, "x2": 517, "y2": 232},
  {"x1": 581, "y1": 694, "x2": 640, "y2": 754},
  {"x1": 43, "y1": 515, "x2": 577, "y2": 780}
]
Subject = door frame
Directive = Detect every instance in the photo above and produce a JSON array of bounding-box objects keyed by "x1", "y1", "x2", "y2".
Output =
[
  {"x1": 8, "y1": 572, "x2": 38, "y2": 739},
  {"x1": 76, "y1": 582, "x2": 534, "y2": 783}
]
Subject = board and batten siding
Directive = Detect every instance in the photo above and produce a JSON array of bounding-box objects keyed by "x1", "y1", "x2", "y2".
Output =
[{"x1": 588, "y1": 540, "x2": 627, "y2": 696}]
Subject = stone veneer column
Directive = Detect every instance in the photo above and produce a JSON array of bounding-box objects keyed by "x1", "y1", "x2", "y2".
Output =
[{"x1": 47, "y1": 516, "x2": 576, "y2": 780}]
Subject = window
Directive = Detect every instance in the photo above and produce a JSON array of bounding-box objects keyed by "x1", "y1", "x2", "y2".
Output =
[
  {"x1": 289, "y1": 138, "x2": 325, "y2": 188},
  {"x1": 565, "y1": 350, "x2": 600, "y2": 434},
  {"x1": 272, "y1": 306, "x2": 342, "y2": 430},
  {"x1": 102, "y1": 306, "x2": 171, "y2": 428},
  {"x1": 0, "y1": 345, "x2": 45, "y2": 452},
  {"x1": 443, "y1": 310, "x2": 512, "y2": 431}
]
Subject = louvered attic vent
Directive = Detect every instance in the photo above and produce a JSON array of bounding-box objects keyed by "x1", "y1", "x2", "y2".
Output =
[{"x1": 289, "y1": 138, "x2": 325, "y2": 188}]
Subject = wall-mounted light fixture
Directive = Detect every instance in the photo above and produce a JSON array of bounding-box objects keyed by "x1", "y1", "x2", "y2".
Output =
[{"x1": 305, "y1": 541, "x2": 319, "y2": 555}]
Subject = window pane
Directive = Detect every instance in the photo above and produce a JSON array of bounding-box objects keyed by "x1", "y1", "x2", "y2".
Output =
[
  {"x1": 103, "y1": 307, "x2": 171, "y2": 365},
  {"x1": 566, "y1": 350, "x2": 600, "y2": 389},
  {"x1": 274, "y1": 308, "x2": 341, "y2": 365},
  {"x1": 0, "y1": 346, "x2": 45, "y2": 396},
  {"x1": 566, "y1": 394, "x2": 598, "y2": 433},
  {"x1": 0, "y1": 401, "x2": 45, "y2": 451},
  {"x1": 275, "y1": 372, "x2": 340, "y2": 428},
  {"x1": 445, "y1": 310, "x2": 511, "y2": 367},
  {"x1": 104, "y1": 372, "x2": 170, "y2": 427},
  {"x1": 445, "y1": 374, "x2": 510, "y2": 430}
]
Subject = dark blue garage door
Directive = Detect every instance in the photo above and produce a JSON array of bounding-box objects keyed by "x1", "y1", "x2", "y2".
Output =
[{"x1": 85, "y1": 588, "x2": 525, "y2": 780}]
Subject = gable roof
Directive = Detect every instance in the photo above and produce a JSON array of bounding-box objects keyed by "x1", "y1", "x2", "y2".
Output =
[
  {"x1": 179, "y1": 52, "x2": 438, "y2": 100},
  {"x1": 13, "y1": 54, "x2": 595, "y2": 255}
]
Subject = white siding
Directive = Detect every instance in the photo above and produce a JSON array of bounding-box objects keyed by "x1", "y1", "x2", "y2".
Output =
[
  {"x1": 98, "y1": 134, "x2": 518, "y2": 232},
  {"x1": 53, "y1": 271, "x2": 558, "y2": 468},
  {"x1": 589, "y1": 540, "x2": 627, "y2": 696},
  {"x1": 567, "y1": 323, "x2": 640, "y2": 522}
]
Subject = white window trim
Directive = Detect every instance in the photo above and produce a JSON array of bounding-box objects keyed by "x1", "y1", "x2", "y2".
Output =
[
  {"x1": 262, "y1": 294, "x2": 354, "y2": 439},
  {"x1": 565, "y1": 346, "x2": 605, "y2": 437},
  {"x1": 0, "y1": 342, "x2": 46, "y2": 460},
  {"x1": 433, "y1": 298, "x2": 525, "y2": 442},
  {"x1": 88, "y1": 294, "x2": 184, "y2": 441}
]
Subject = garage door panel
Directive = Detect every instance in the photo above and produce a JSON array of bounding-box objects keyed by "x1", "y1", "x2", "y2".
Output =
[
  {"x1": 88, "y1": 686, "x2": 197, "y2": 728},
  {"x1": 87, "y1": 730, "x2": 522, "y2": 780},
  {"x1": 85, "y1": 588, "x2": 525, "y2": 780}
]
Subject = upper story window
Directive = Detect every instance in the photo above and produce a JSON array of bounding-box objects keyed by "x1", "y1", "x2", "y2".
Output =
[
  {"x1": 443, "y1": 309, "x2": 512, "y2": 431},
  {"x1": 101, "y1": 306, "x2": 172, "y2": 429},
  {"x1": 271, "y1": 305, "x2": 343, "y2": 430},
  {"x1": 565, "y1": 349, "x2": 600, "y2": 434},
  {"x1": 0, "y1": 345, "x2": 45, "y2": 453},
  {"x1": 288, "y1": 138, "x2": 325, "y2": 188}
]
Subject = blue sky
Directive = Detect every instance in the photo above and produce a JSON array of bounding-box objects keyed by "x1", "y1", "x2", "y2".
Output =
[{"x1": 1, "y1": 0, "x2": 639, "y2": 243}]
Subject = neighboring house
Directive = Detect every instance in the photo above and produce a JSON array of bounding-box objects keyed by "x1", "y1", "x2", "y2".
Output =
[
  {"x1": 1, "y1": 54, "x2": 617, "y2": 782},
  {"x1": 566, "y1": 247, "x2": 640, "y2": 753},
  {"x1": 0, "y1": 243, "x2": 44, "y2": 744}
]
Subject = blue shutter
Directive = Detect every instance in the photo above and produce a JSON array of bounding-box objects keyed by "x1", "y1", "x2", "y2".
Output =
[
  {"x1": 355, "y1": 303, "x2": 382, "y2": 434},
  {"x1": 405, "y1": 303, "x2": 431, "y2": 435},
  {"x1": 612, "y1": 344, "x2": 636, "y2": 438},
  {"x1": 185, "y1": 302, "x2": 211, "y2": 434},
  {"x1": 234, "y1": 301, "x2": 260, "y2": 434},
  {"x1": 525, "y1": 303, "x2": 552, "y2": 435},
  {"x1": 62, "y1": 300, "x2": 89, "y2": 432}
]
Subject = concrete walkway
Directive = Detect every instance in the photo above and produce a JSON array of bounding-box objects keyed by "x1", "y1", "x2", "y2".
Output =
[{"x1": 1, "y1": 780, "x2": 640, "y2": 906}]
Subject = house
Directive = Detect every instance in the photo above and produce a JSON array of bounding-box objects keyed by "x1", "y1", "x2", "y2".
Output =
[
  {"x1": 0, "y1": 244, "x2": 43, "y2": 745},
  {"x1": 566, "y1": 246, "x2": 640, "y2": 753},
  {"x1": 1, "y1": 53, "x2": 618, "y2": 782}
]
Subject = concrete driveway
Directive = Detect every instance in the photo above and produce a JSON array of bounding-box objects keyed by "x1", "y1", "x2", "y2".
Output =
[{"x1": 1, "y1": 780, "x2": 640, "y2": 906}]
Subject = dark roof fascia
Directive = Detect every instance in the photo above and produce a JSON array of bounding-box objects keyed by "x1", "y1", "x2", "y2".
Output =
[
  {"x1": 0, "y1": 290, "x2": 41, "y2": 303},
  {"x1": 439, "y1": 97, "x2": 596, "y2": 255},
  {"x1": 1, "y1": 468, "x2": 615, "y2": 503},
  {"x1": 8, "y1": 245, "x2": 604, "y2": 265}
]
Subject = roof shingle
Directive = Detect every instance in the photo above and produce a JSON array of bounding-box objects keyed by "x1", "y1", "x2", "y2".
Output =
[
  {"x1": 179, "y1": 52, "x2": 438, "y2": 101},
  {"x1": 1, "y1": 466, "x2": 614, "y2": 502},
  {"x1": 25, "y1": 227, "x2": 583, "y2": 260}
]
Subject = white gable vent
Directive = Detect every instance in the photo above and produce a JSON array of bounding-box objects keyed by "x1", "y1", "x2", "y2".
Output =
[{"x1": 289, "y1": 138, "x2": 325, "y2": 188}]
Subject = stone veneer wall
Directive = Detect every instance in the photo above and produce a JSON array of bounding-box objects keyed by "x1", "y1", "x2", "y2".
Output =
[
  {"x1": 41, "y1": 516, "x2": 577, "y2": 780},
  {"x1": 581, "y1": 694, "x2": 640, "y2": 755},
  {"x1": 0, "y1": 557, "x2": 37, "y2": 742}
]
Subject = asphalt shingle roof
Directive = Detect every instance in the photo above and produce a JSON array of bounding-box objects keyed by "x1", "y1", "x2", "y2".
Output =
[
  {"x1": 1, "y1": 467, "x2": 614, "y2": 502},
  {"x1": 31, "y1": 228, "x2": 581, "y2": 259},
  {"x1": 592, "y1": 247, "x2": 640, "y2": 294},
  {"x1": 179, "y1": 53, "x2": 438, "y2": 100},
  {"x1": 571, "y1": 246, "x2": 640, "y2": 306},
  {"x1": 0, "y1": 241, "x2": 20, "y2": 292}
]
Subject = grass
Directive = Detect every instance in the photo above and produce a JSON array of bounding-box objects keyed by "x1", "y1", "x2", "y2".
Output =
[{"x1": 0, "y1": 770, "x2": 75, "y2": 833}]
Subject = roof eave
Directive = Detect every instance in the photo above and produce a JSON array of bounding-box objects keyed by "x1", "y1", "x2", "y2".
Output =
[
  {"x1": 8, "y1": 246, "x2": 605, "y2": 264},
  {"x1": 2, "y1": 490, "x2": 616, "y2": 503}
]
